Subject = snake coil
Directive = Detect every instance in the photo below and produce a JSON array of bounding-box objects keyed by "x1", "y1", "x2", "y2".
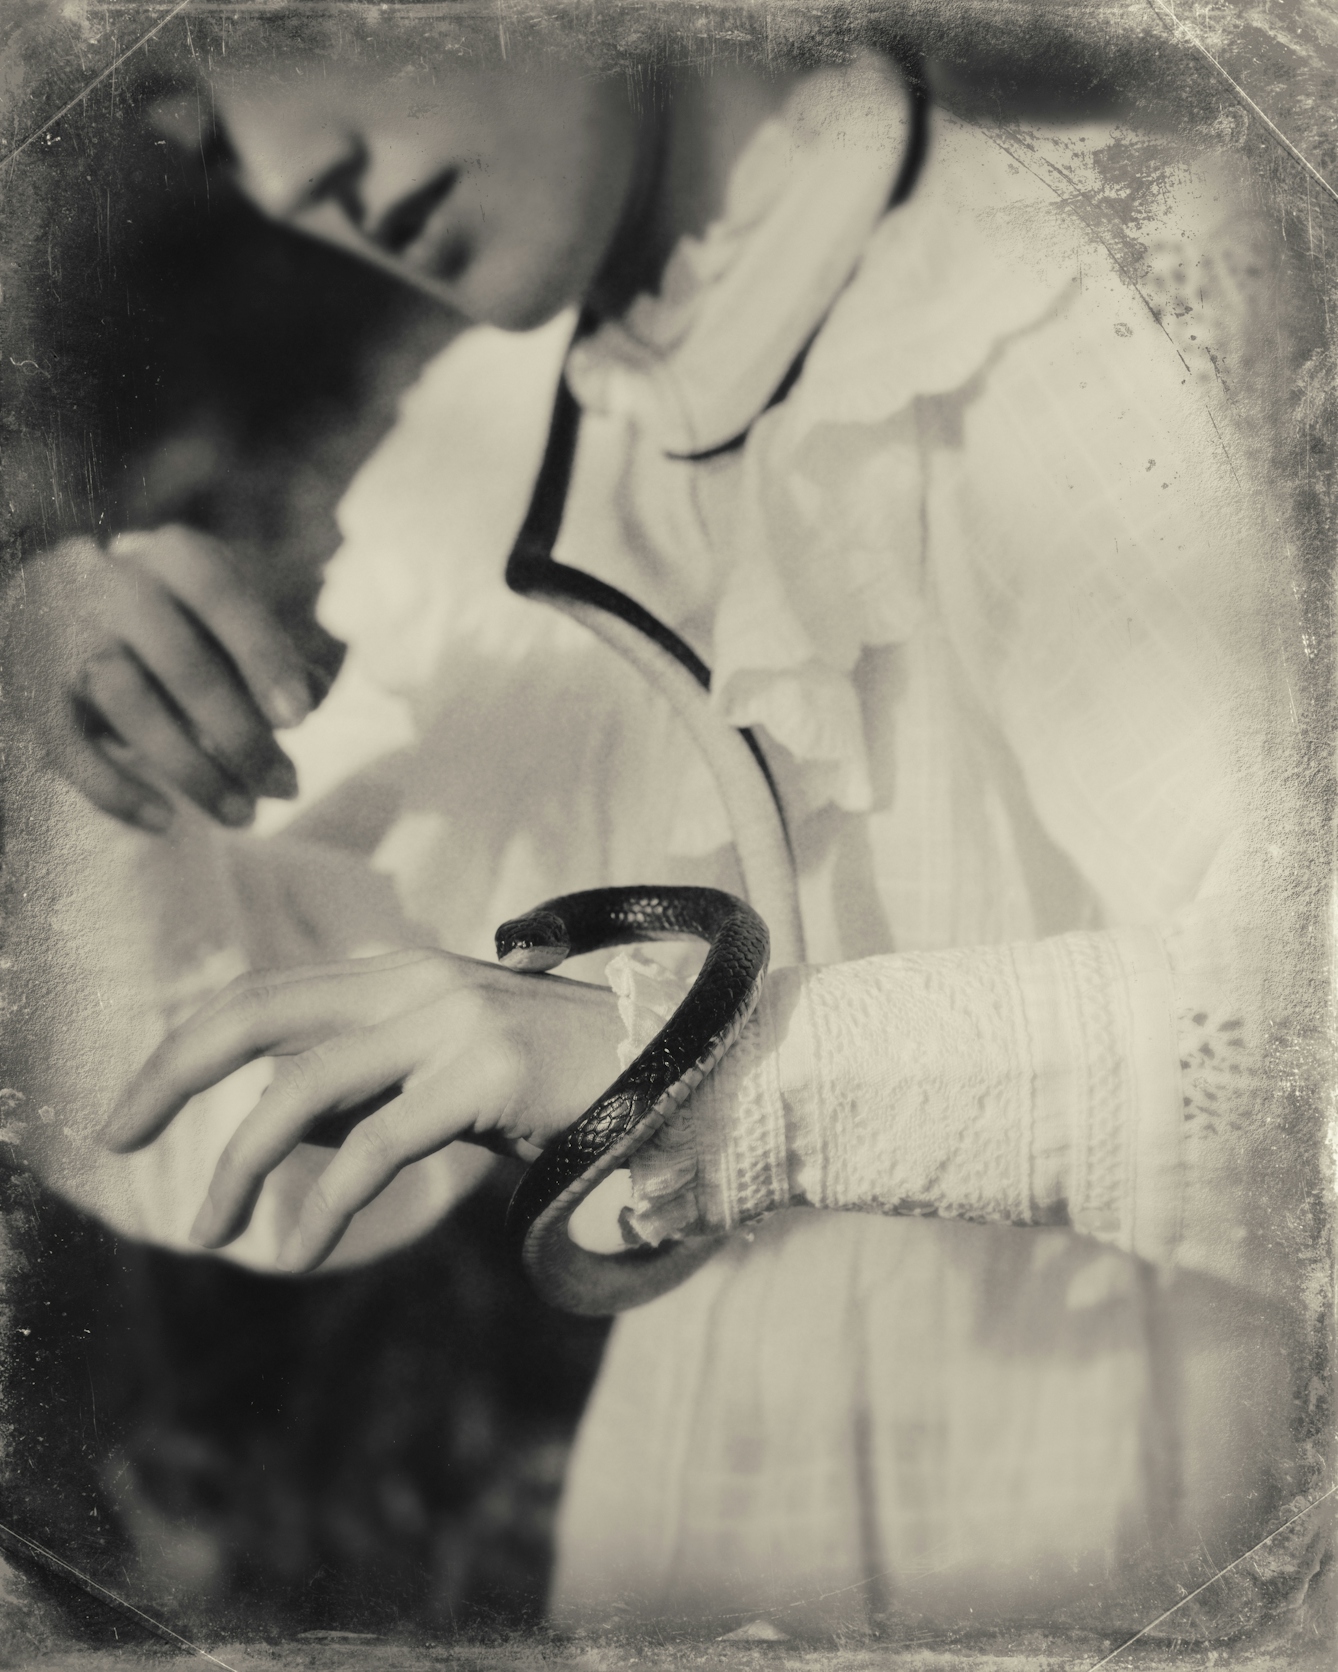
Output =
[{"x1": 497, "y1": 886, "x2": 769, "y2": 1315}]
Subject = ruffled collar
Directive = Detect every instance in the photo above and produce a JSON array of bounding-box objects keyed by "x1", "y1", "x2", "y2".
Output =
[
  {"x1": 561, "y1": 73, "x2": 1075, "y2": 840},
  {"x1": 320, "y1": 74, "x2": 1080, "y2": 855},
  {"x1": 565, "y1": 53, "x2": 914, "y2": 457}
]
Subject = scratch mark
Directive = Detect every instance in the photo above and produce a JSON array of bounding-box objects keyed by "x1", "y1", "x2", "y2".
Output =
[
  {"x1": 0, "y1": 0, "x2": 196, "y2": 175},
  {"x1": 1082, "y1": 1482, "x2": 1338, "y2": 1670},
  {"x1": 1145, "y1": 0, "x2": 1338, "y2": 208},
  {"x1": 1278, "y1": 624, "x2": 1301, "y2": 730},
  {"x1": 0, "y1": 1517, "x2": 241, "y2": 1668},
  {"x1": 1206, "y1": 408, "x2": 1242, "y2": 488},
  {"x1": 86, "y1": 1355, "x2": 99, "y2": 1445},
  {"x1": 984, "y1": 128, "x2": 1184, "y2": 366}
]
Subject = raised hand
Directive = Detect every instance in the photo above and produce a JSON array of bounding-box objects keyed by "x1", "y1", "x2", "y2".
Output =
[
  {"x1": 102, "y1": 948, "x2": 625, "y2": 1271},
  {"x1": 0, "y1": 526, "x2": 321, "y2": 831}
]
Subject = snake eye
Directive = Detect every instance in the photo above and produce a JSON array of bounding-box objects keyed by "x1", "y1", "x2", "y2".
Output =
[{"x1": 495, "y1": 910, "x2": 570, "y2": 972}]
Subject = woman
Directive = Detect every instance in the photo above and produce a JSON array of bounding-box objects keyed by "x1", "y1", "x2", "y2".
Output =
[{"x1": 2, "y1": 14, "x2": 1326, "y2": 1641}]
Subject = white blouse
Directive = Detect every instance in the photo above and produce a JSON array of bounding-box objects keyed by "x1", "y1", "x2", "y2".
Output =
[
  {"x1": 529, "y1": 69, "x2": 1315, "y2": 1630},
  {"x1": 6, "y1": 52, "x2": 1322, "y2": 1636}
]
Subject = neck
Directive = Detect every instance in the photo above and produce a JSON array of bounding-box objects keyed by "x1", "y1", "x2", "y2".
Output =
[{"x1": 586, "y1": 65, "x2": 807, "y2": 324}]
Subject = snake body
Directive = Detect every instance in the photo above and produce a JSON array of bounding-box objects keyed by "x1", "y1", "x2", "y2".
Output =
[
  {"x1": 498, "y1": 886, "x2": 769, "y2": 1316},
  {"x1": 494, "y1": 332, "x2": 810, "y2": 1316}
]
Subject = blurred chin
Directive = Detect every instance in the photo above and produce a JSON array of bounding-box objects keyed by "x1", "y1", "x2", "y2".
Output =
[
  {"x1": 483, "y1": 292, "x2": 573, "y2": 333},
  {"x1": 457, "y1": 241, "x2": 595, "y2": 333},
  {"x1": 461, "y1": 270, "x2": 578, "y2": 336}
]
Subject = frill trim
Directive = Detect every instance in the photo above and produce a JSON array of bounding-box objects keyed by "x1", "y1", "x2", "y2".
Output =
[
  {"x1": 697, "y1": 116, "x2": 1074, "y2": 819},
  {"x1": 606, "y1": 951, "x2": 702, "y2": 1245},
  {"x1": 705, "y1": 431, "x2": 925, "y2": 816},
  {"x1": 570, "y1": 100, "x2": 1075, "y2": 831},
  {"x1": 566, "y1": 53, "x2": 911, "y2": 456}
]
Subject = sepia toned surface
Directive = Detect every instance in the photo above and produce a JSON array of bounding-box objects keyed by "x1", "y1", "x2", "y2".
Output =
[{"x1": 0, "y1": 2, "x2": 1335, "y2": 1666}]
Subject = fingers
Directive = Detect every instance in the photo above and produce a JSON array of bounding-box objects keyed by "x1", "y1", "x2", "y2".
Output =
[
  {"x1": 108, "y1": 579, "x2": 300, "y2": 804},
  {"x1": 100, "y1": 534, "x2": 302, "y2": 816},
  {"x1": 54, "y1": 708, "x2": 175, "y2": 833},
  {"x1": 112, "y1": 528, "x2": 315, "y2": 731},
  {"x1": 105, "y1": 952, "x2": 455, "y2": 1152},
  {"x1": 108, "y1": 972, "x2": 378, "y2": 1151},
  {"x1": 99, "y1": 944, "x2": 614, "y2": 1271},
  {"x1": 6, "y1": 529, "x2": 311, "y2": 830},
  {"x1": 189, "y1": 1015, "x2": 430, "y2": 1249},
  {"x1": 275, "y1": 1064, "x2": 506, "y2": 1273},
  {"x1": 81, "y1": 648, "x2": 258, "y2": 827}
]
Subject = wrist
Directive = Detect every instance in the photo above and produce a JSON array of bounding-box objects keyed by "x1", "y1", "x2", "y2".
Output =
[{"x1": 618, "y1": 958, "x2": 806, "y2": 1245}]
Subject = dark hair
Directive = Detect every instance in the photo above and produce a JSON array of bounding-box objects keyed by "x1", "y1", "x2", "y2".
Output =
[{"x1": 0, "y1": 45, "x2": 454, "y2": 622}]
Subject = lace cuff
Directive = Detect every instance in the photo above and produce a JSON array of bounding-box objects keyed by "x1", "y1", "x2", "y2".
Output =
[
  {"x1": 606, "y1": 952, "x2": 699, "y2": 1244},
  {"x1": 619, "y1": 928, "x2": 1187, "y2": 1271},
  {"x1": 612, "y1": 952, "x2": 791, "y2": 1245}
]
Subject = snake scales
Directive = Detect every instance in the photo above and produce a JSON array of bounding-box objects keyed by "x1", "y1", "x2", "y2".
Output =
[
  {"x1": 497, "y1": 887, "x2": 770, "y2": 1315},
  {"x1": 497, "y1": 356, "x2": 806, "y2": 1315}
]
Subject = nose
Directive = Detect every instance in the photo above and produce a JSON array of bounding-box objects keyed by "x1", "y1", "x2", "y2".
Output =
[
  {"x1": 213, "y1": 89, "x2": 370, "y2": 228},
  {"x1": 200, "y1": 75, "x2": 466, "y2": 310}
]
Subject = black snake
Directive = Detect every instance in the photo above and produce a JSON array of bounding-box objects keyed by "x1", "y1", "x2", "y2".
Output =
[
  {"x1": 496, "y1": 368, "x2": 802, "y2": 1316},
  {"x1": 492, "y1": 87, "x2": 932, "y2": 1313},
  {"x1": 497, "y1": 886, "x2": 770, "y2": 1315}
]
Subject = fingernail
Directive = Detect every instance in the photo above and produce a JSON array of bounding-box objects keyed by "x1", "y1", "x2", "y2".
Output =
[
  {"x1": 217, "y1": 793, "x2": 254, "y2": 828},
  {"x1": 258, "y1": 754, "x2": 299, "y2": 801},
  {"x1": 276, "y1": 1233, "x2": 303, "y2": 1272},
  {"x1": 134, "y1": 800, "x2": 173, "y2": 834},
  {"x1": 267, "y1": 680, "x2": 312, "y2": 731}
]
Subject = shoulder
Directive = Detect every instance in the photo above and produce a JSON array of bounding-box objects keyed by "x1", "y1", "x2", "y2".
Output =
[
  {"x1": 780, "y1": 110, "x2": 1075, "y2": 431},
  {"x1": 787, "y1": 106, "x2": 1266, "y2": 447}
]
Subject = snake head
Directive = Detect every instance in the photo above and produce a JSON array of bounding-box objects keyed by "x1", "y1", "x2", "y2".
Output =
[{"x1": 495, "y1": 909, "x2": 571, "y2": 973}]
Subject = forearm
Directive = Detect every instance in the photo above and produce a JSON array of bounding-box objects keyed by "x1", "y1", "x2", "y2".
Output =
[{"x1": 621, "y1": 913, "x2": 1276, "y2": 1294}]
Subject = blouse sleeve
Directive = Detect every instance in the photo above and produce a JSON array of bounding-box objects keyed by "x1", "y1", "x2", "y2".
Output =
[
  {"x1": 622, "y1": 882, "x2": 1285, "y2": 1305},
  {"x1": 624, "y1": 236, "x2": 1319, "y2": 1312}
]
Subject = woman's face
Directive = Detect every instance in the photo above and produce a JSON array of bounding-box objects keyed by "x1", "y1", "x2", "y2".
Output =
[{"x1": 203, "y1": 54, "x2": 643, "y2": 330}]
